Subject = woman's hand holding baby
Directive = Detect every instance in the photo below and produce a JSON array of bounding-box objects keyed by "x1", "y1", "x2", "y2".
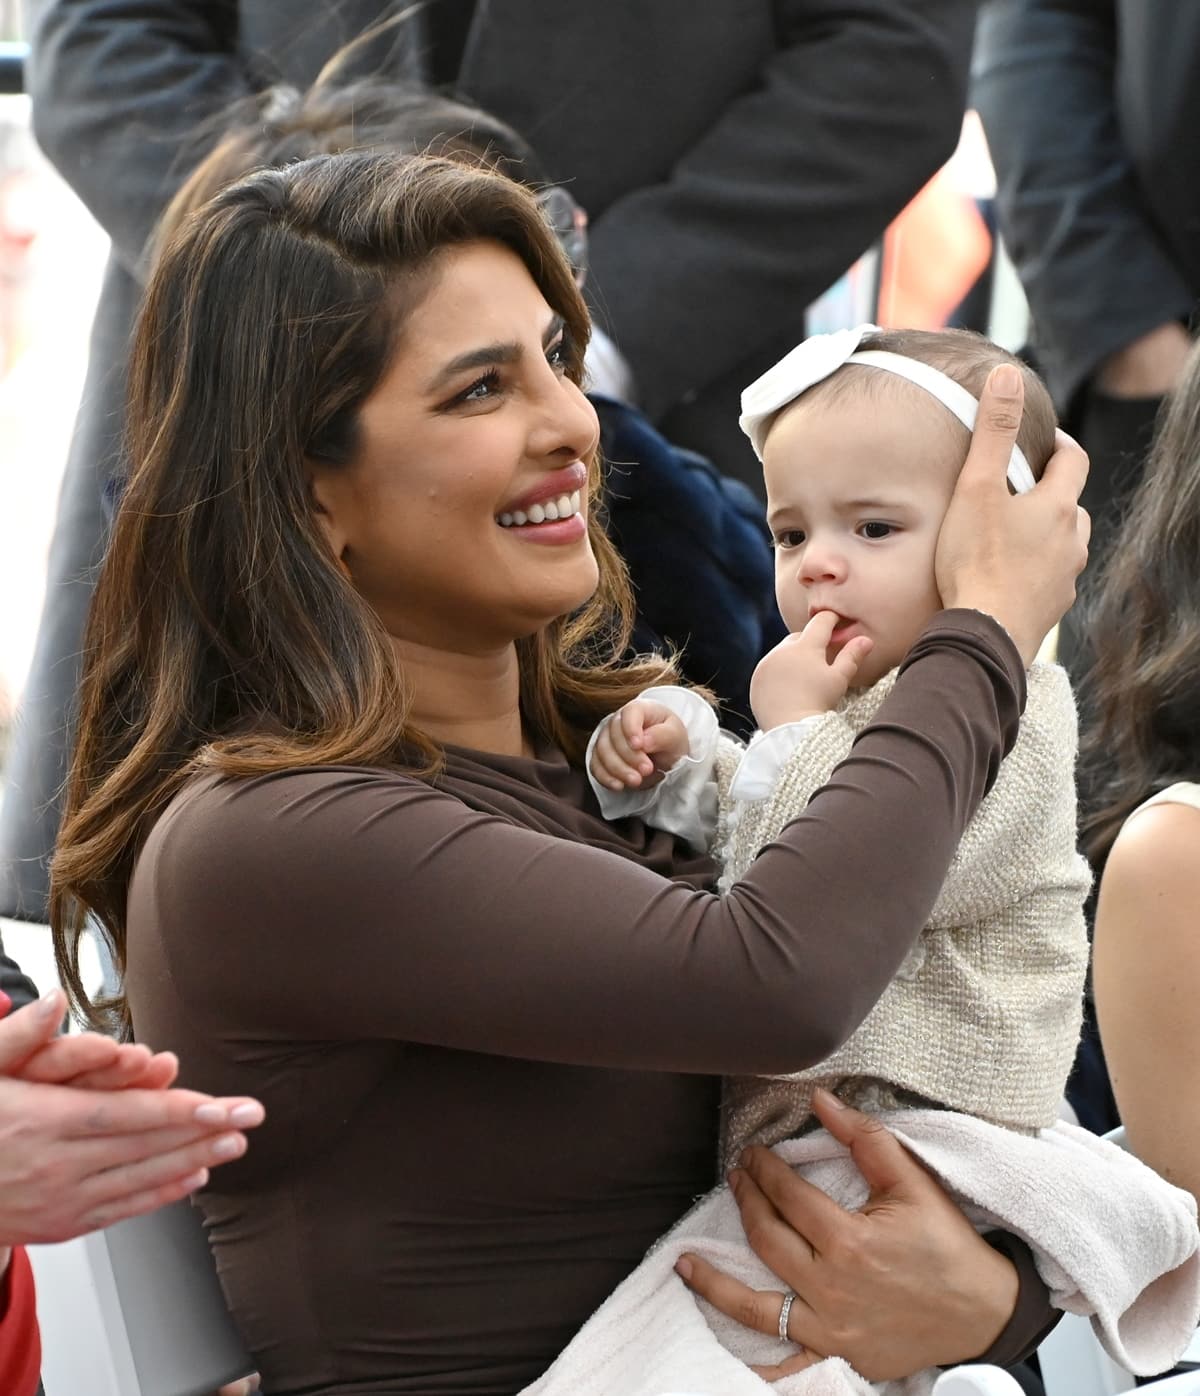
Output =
[
  {"x1": 677, "y1": 1090, "x2": 1021, "y2": 1380},
  {"x1": 590, "y1": 700, "x2": 691, "y2": 792},
  {"x1": 750, "y1": 612, "x2": 874, "y2": 730},
  {"x1": 937, "y1": 365, "x2": 1090, "y2": 665}
]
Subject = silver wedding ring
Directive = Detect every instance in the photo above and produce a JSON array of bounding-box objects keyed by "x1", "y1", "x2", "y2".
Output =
[{"x1": 778, "y1": 1290, "x2": 795, "y2": 1342}]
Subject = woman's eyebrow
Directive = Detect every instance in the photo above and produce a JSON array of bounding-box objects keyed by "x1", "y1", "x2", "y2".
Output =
[{"x1": 426, "y1": 314, "x2": 566, "y2": 395}]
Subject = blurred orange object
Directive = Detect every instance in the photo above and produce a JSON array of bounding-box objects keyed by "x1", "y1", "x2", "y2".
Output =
[{"x1": 876, "y1": 165, "x2": 992, "y2": 330}]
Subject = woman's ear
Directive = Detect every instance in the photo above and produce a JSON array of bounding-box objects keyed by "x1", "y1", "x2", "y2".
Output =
[{"x1": 307, "y1": 468, "x2": 353, "y2": 579}]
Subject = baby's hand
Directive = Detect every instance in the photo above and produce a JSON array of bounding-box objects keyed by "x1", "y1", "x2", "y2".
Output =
[
  {"x1": 591, "y1": 700, "x2": 691, "y2": 792},
  {"x1": 751, "y1": 611, "x2": 874, "y2": 730}
]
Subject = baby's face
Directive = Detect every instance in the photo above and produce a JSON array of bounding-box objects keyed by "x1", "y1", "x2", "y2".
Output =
[{"x1": 762, "y1": 383, "x2": 960, "y2": 688}]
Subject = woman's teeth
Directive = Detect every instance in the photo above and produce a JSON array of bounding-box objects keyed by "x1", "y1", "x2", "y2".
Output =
[{"x1": 497, "y1": 490, "x2": 582, "y2": 528}]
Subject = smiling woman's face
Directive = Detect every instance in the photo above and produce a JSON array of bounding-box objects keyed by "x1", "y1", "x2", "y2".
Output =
[{"x1": 309, "y1": 239, "x2": 602, "y2": 653}]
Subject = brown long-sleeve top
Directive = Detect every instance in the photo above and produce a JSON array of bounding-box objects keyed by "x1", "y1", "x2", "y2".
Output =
[{"x1": 124, "y1": 612, "x2": 1037, "y2": 1395}]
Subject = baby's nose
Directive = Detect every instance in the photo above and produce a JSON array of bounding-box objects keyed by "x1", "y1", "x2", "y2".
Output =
[{"x1": 799, "y1": 543, "x2": 847, "y2": 585}]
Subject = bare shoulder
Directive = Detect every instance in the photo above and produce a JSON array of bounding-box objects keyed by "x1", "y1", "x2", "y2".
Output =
[
  {"x1": 1099, "y1": 798, "x2": 1200, "y2": 915},
  {"x1": 1097, "y1": 799, "x2": 1200, "y2": 953}
]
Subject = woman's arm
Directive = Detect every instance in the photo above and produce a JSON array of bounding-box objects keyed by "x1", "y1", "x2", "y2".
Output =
[
  {"x1": 1092, "y1": 800, "x2": 1200, "y2": 1204},
  {"x1": 150, "y1": 609, "x2": 1023, "y2": 1078}
]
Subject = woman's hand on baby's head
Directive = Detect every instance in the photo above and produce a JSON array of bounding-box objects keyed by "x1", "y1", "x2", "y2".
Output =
[
  {"x1": 937, "y1": 366, "x2": 1090, "y2": 665},
  {"x1": 751, "y1": 612, "x2": 873, "y2": 731},
  {"x1": 590, "y1": 700, "x2": 691, "y2": 792}
]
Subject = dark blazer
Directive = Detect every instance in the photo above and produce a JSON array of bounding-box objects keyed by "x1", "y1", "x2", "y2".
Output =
[
  {"x1": 0, "y1": 0, "x2": 978, "y2": 919},
  {"x1": 974, "y1": 0, "x2": 1200, "y2": 414}
]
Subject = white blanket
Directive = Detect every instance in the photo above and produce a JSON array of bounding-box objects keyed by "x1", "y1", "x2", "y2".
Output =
[{"x1": 522, "y1": 1112, "x2": 1200, "y2": 1396}]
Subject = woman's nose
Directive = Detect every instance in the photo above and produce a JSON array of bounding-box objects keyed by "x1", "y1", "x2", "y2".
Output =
[{"x1": 531, "y1": 370, "x2": 600, "y2": 463}]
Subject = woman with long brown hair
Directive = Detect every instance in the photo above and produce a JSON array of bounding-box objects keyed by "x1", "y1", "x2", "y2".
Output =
[
  {"x1": 50, "y1": 147, "x2": 1088, "y2": 1393},
  {"x1": 1080, "y1": 338, "x2": 1200, "y2": 1207}
]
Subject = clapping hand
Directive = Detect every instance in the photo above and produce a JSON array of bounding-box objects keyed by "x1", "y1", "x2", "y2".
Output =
[{"x1": 0, "y1": 988, "x2": 265, "y2": 1245}]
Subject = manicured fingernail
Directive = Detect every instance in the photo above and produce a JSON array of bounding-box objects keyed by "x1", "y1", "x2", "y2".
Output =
[
  {"x1": 194, "y1": 1103, "x2": 226, "y2": 1125},
  {"x1": 211, "y1": 1133, "x2": 244, "y2": 1159},
  {"x1": 991, "y1": 364, "x2": 1020, "y2": 395},
  {"x1": 230, "y1": 1103, "x2": 264, "y2": 1127},
  {"x1": 38, "y1": 989, "x2": 63, "y2": 1018},
  {"x1": 182, "y1": 1168, "x2": 209, "y2": 1191},
  {"x1": 0, "y1": 989, "x2": 10, "y2": 1015},
  {"x1": 675, "y1": 1257, "x2": 693, "y2": 1282}
]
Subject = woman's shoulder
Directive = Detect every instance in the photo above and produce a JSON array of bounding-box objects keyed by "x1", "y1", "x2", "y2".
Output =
[
  {"x1": 159, "y1": 763, "x2": 432, "y2": 827},
  {"x1": 140, "y1": 764, "x2": 442, "y2": 877},
  {"x1": 1126, "y1": 782, "x2": 1200, "y2": 819},
  {"x1": 1100, "y1": 790, "x2": 1200, "y2": 920}
]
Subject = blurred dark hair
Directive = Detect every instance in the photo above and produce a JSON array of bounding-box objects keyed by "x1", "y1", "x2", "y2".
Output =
[{"x1": 1079, "y1": 339, "x2": 1200, "y2": 877}]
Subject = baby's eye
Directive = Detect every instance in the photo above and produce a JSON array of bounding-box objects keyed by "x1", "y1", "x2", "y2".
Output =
[
  {"x1": 773, "y1": 529, "x2": 807, "y2": 550},
  {"x1": 859, "y1": 521, "x2": 895, "y2": 540}
]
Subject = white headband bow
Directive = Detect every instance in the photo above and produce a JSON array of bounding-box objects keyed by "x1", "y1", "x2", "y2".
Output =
[{"x1": 738, "y1": 323, "x2": 1037, "y2": 495}]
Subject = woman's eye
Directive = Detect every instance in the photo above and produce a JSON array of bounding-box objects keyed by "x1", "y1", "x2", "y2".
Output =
[
  {"x1": 773, "y1": 530, "x2": 806, "y2": 549},
  {"x1": 547, "y1": 336, "x2": 571, "y2": 373},
  {"x1": 860, "y1": 521, "x2": 895, "y2": 540},
  {"x1": 461, "y1": 369, "x2": 501, "y2": 404}
]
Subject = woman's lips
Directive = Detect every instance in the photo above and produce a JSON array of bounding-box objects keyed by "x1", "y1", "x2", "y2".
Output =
[{"x1": 500, "y1": 460, "x2": 588, "y2": 517}]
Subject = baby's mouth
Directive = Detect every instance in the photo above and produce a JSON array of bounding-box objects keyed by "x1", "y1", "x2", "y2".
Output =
[{"x1": 496, "y1": 490, "x2": 583, "y2": 527}]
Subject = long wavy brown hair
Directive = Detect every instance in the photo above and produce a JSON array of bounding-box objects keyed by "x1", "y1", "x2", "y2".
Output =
[
  {"x1": 1079, "y1": 338, "x2": 1200, "y2": 878},
  {"x1": 51, "y1": 150, "x2": 678, "y2": 1032}
]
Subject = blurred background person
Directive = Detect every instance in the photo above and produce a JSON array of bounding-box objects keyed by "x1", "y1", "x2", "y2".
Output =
[
  {"x1": 1, "y1": 0, "x2": 982, "y2": 924},
  {"x1": 974, "y1": 0, "x2": 1198, "y2": 680},
  {"x1": 1075, "y1": 337, "x2": 1200, "y2": 1200}
]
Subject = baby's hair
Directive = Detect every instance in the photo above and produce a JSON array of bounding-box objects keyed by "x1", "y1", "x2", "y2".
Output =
[{"x1": 801, "y1": 327, "x2": 1057, "y2": 481}]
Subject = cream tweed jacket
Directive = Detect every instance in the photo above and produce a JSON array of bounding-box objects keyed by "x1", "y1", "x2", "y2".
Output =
[{"x1": 714, "y1": 662, "x2": 1092, "y2": 1167}]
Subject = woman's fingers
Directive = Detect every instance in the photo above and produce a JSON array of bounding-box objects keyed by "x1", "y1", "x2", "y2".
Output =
[
  {"x1": 1045, "y1": 427, "x2": 1091, "y2": 504},
  {"x1": 77, "y1": 1126, "x2": 249, "y2": 1214},
  {"x1": 676, "y1": 1251, "x2": 818, "y2": 1344},
  {"x1": 72, "y1": 1166, "x2": 212, "y2": 1236},
  {"x1": 16, "y1": 1031, "x2": 123, "y2": 1084},
  {"x1": 0, "y1": 990, "x2": 68, "y2": 1070},
  {"x1": 62, "y1": 1086, "x2": 265, "y2": 1139},
  {"x1": 956, "y1": 365, "x2": 1024, "y2": 495},
  {"x1": 66, "y1": 1048, "x2": 180, "y2": 1093},
  {"x1": 807, "y1": 1088, "x2": 923, "y2": 1203},
  {"x1": 733, "y1": 1148, "x2": 845, "y2": 1259},
  {"x1": 215, "y1": 1374, "x2": 261, "y2": 1396},
  {"x1": 750, "y1": 1348, "x2": 824, "y2": 1381}
]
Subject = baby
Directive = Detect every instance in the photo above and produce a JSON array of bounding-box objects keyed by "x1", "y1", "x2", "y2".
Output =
[
  {"x1": 532, "y1": 327, "x2": 1200, "y2": 1396},
  {"x1": 590, "y1": 324, "x2": 1090, "y2": 1167}
]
